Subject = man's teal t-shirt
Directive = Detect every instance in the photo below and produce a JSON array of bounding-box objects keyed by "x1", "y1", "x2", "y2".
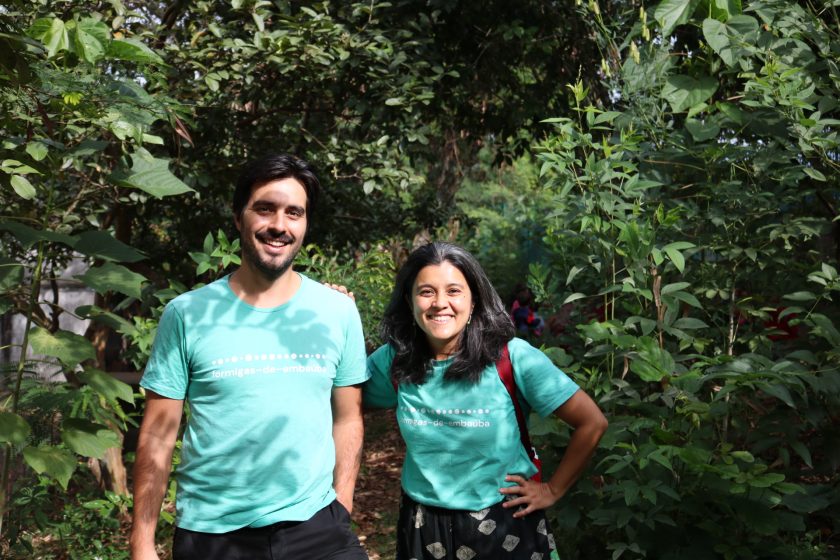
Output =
[
  {"x1": 364, "y1": 337, "x2": 579, "y2": 511},
  {"x1": 140, "y1": 274, "x2": 368, "y2": 533}
]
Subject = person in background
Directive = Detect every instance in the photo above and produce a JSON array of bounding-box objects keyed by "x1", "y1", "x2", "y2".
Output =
[
  {"x1": 363, "y1": 242, "x2": 608, "y2": 560},
  {"x1": 510, "y1": 283, "x2": 545, "y2": 337},
  {"x1": 130, "y1": 153, "x2": 368, "y2": 560}
]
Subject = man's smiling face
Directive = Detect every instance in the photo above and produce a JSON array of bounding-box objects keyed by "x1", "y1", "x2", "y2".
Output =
[{"x1": 235, "y1": 177, "x2": 308, "y2": 281}]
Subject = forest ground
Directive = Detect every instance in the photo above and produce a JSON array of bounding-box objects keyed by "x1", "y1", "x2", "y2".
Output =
[{"x1": 355, "y1": 408, "x2": 405, "y2": 560}]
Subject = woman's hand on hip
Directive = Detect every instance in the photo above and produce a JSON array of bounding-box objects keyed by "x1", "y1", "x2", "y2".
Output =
[{"x1": 499, "y1": 475, "x2": 562, "y2": 518}]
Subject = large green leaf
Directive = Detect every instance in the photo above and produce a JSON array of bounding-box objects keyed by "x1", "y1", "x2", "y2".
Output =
[
  {"x1": 10, "y1": 174, "x2": 36, "y2": 199},
  {"x1": 0, "y1": 411, "x2": 31, "y2": 445},
  {"x1": 107, "y1": 38, "x2": 164, "y2": 64},
  {"x1": 710, "y1": 0, "x2": 742, "y2": 21},
  {"x1": 655, "y1": 0, "x2": 701, "y2": 36},
  {"x1": 662, "y1": 75, "x2": 719, "y2": 112},
  {"x1": 0, "y1": 257, "x2": 24, "y2": 292},
  {"x1": 27, "y1": 18, "x2": 69, "y2": 57},
  {"x1": 630, "y1": 359, "x2": 668, "y2": 382},
  {"x1": 75, "y1": 262, "x2": 147, "y2": 298},
  {"x1": 60, "y1": 419, "x2": 121, "y2": 459},
  {"x1": 809, "y1": 313, "x2": 840, "y2": 347},
  {"x1": 22, "y1": 445, "x2": 77, "y2": 489},
  {"x1": 73, "y1": 18, "x2": 110, "y2": 64},
  {"x1": 631, "y1": 338, "x2": 676, "y2": 382},
  {"x1": 74, "y1": 230, "x2": 145, "y2": 263},
  {"x1": 685, "y1": 118, "x2": 720, "y2": 142},
  {"x1": 702, "y1": 16, "x2": 758, "y2": 66},
  {"x1": 76, "y1": 304, "x2": 137, "y2": 334},
  {"x1": 28, "y1": 327, "x2": 96, "y2": 367},
  {"x1": 78, "y1": 368, "x2": 135, "y2": 405},
  {"x1": 664, "y1": 245, "x2": 686, "y2": 272},
  {"x1": 0, "y1": 221, "x2": 76, "y2": 249},
  {"x1": 111, "y1": 149, "x2": 194, "y2": 198}
]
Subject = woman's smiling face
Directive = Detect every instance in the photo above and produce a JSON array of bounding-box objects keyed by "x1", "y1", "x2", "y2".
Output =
[{"x1": 411, "y1": 261, "x2": 474, "y2": 360}]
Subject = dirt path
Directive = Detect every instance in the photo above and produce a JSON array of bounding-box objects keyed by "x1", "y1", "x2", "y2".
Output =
[{"x1": 354, "y1": 409, "x2": 405, "y2": 560}]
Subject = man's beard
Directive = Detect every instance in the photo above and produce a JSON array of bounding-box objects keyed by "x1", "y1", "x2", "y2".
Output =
[{"x1": 241, "y1": 232, "x2": 302, "y2": 281}]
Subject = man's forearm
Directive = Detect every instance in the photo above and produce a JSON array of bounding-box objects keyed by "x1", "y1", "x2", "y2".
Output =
[
  {"x1": 130, "y1": 430, "x2": 176, "y2": 555},
  {"x1": 332, "y1": 414, "x2": 364, "y2": 512},
  {"x1": 130, "y1": 393, "x2": 183, "y2": 559}
]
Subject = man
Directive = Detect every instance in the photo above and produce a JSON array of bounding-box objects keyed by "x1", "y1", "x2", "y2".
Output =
[{"x1": 130, "y1": 154, "x2": 369, "y2": 559}]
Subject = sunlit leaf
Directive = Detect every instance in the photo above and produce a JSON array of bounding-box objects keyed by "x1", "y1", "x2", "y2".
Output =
[
  {"x1": 28, "y1": 327, "x2": 96, "y2": 367},
  {"x1": 10, "y1": 174, "x2": 36, "y2": 199},
  {"x1": 25, "y1": 142, "x2": 48, "y2": 161},
  {"x1": 111, "y1": 149, "x2": 194, "y2": 198},
  {"x1": 27, "y1": 18, "x2": 69, "y2": 57},
  {"x1": 664, "y1": 246, "x2": 686, "y2": 273},
  {"x1": 107, "y1": 38, "x2": 164, "y2": 64},
  {"x1": 61, "y1": 419, "x2": 121, "y2": 459},
  {"x1": 78, "y1": 368, "x2": 135, "y2": 405},
  {"x1": 702, "y1": 16, "x2": 759, "y2": 66},
  {"x1": 563, "y1": 292, "x2": 587, "y2": 304},
  {"x1": 75, "y1": 262, "x2": 147, "y2": 298},
  {"x1": 655, "y1": 0, "x2": 701, "y2": 36},
  {"x1": 73, "y1": 18, "x2": 110, "y2": 63},
  {"x1": 23, "y1": 445, "x2": 77, "y2": 489}
]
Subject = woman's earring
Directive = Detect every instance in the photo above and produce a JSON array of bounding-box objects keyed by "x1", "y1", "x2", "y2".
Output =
[{"x1": 467, "y1": 312, "x2": 472, "y2": 325}]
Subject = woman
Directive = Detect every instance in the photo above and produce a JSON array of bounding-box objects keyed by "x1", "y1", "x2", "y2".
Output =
[{"x1": 364, "y1": 242, "x2": 608, "y2": 560}]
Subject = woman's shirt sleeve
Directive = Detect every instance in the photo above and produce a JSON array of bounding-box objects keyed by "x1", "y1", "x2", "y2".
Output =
[
  {"x1": 363, "y1": 344, "x2": 398, "y2": 409},
  {"x1": 508, "y1": 337, "x2": 579, "y2": 417}
]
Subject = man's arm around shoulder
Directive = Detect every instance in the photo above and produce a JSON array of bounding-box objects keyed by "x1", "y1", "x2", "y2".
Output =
[
  {"x1": 130, "y1": 391, "x2": 184, "y2": 560},
  {"x1": 331, "y1": 384, "x2": 364, "y2": 513}
]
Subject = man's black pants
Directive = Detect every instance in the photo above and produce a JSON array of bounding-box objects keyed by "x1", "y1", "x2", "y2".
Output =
[{"x1": 172, "y1": 500, "x2": 368, "y2": 559}]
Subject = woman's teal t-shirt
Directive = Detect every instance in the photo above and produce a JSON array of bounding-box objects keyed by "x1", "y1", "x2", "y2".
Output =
[{"x1": 364, "y1": 337, "x2": 579, "y2": 510}]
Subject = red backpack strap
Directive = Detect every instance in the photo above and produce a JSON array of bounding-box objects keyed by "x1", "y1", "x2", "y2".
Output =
[{"x1": 497, "y1": 344, "x2": 541, "y2": 480}]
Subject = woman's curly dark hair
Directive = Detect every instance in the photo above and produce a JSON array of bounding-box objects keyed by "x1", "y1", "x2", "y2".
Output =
[{"x1": 381, "y1": 242, "x2": 515, "y2": 385}]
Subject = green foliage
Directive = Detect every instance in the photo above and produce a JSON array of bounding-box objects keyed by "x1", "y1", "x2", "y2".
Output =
[
  {"x1": 528, "y1": 1, "x2": 840, "y2": 557},
  {"x1": 7, "y1": 473, "x2": 132, "y2": 558},
  {"x1": 2, "y1": 0, "x2": 838, "y2": 556},
  {"x1": 0, "y1": 1, "x2": 190, "y2": 547},
  {"x1": 294, "y1": 244, "x2": 397, "y2": 349},
  {"x1": 452, "y1": 149, "x2": 554, "y2": 301}
]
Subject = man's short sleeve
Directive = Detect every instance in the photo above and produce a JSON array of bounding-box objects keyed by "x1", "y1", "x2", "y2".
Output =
[
  {"x1": 140, "y1": 303, "x2": 190, "y2": 399},
  {"x1": 333, "y1": 298, "x2": 369, "y2": 387},
  {"x1": 508, "y1": 337, "x2": 579, "y2": 417}
]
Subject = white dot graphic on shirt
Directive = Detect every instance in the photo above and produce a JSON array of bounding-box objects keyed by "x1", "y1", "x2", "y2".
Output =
[{"x1": 290, "y1": 353, "x2": 297, "y2": 359}]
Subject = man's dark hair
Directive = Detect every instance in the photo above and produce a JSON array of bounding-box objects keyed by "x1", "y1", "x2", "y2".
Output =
[
  {"x1": 381, "y1": 242, "x2": 515, "y2": 385},
  {"x1": 233, "y1": 153, "x2": 321, "y2": 217}
]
